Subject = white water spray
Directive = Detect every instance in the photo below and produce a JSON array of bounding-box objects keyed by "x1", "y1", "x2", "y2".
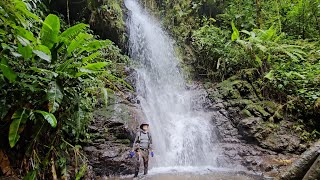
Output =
[{"x1": 125, "y1": 0, "x2": 219, "y2": 168}]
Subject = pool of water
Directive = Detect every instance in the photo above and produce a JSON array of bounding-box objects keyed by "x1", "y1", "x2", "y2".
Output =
[{"x1": 105, "y1": 167, "x2": 268, "y2": 180}]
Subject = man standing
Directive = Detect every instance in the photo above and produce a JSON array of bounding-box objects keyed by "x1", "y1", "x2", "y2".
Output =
[{"x1": 131, "y1": 122, "x2": 154, "y2": 177}]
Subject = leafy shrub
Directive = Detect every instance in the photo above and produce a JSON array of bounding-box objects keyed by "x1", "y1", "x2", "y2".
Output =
[{"x1": 0, "y1": 0, "x2": 129, "y2": 177}]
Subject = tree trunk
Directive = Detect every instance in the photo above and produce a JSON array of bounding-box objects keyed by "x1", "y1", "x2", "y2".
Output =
[
  {"x1": 275, "y1": 0, "x2": 282, "y2": 32},
  {"x1": 277, "y1": 140, "x2": 320, "y2": 180},
  {"x1": 256, "y1": 0, "x2": 262, "y2": 28},
  {"x1": 302, "y1": 154, "x2": 320, "y2": 180}
]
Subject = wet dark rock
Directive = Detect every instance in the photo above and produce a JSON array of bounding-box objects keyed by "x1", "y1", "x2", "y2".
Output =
[
  {"x1": 49, "y1": 0, "x2": 126, "y2": 48},
  {"x1": 202, "y1": 72, "x2": 309, "y2": 177},
  {"x1": 83, "y1": 94, "x2": 143, "y2": 178}
]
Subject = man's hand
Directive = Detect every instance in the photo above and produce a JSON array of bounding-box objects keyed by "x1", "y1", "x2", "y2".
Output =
[{"x1": 129, "y1": 151, "x2": 135, "y2": 158}]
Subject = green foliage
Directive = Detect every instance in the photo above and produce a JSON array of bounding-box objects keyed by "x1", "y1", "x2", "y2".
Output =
[
  {"x1": 231, "y1": 22, "x2": 239, "y2": 41},
  {"x1": 9, "y1": 109, "x2": 29, "y2": 147},
  {"x1": 47, "y1": 81, "x2": 63, "y2": 113},
  {"x1": 0, "y1": 58, "x2": 17, "y2": 82},
  {"x1": 40, "y1": 14, "x2": 60, "y2": 49},
  {"x1": 75, "y1": 164, "x2": 87, "y2": 180},
  {"x1": 34, "y1": 110, "x2": 57, "y2": 127},
  {"x1": 191, "y1": 19, "x2": 251, "y2": 80},
  {"x1": 0, "y1": 0, "x2": 130, "y2": 178}
]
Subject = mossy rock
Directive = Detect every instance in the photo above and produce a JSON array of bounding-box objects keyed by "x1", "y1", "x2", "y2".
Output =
[
  {"x1": 251, "y1": 80, "x2": 264, "y2": 100},
  {"x1": 232, "y1": 80, "x2": 257, "y2": 100},
  {"x1": 228, "y1": 99, "x2": 254, "y2": 109},
  {"x1": 115, "y1": 139, "x2": 131, "y2": 144},
  {"x1": 239, "y1": 68, "x2": 260, "y2": 83},
  {"x1": 260, "y1": 101, "x2": 278, "y2": 114},
  {"x1": 245, "y1": 103, "x2": 270, "y2": 118},
  {"x1": 89, "y1": 0, "x2": 126, "y2": 46},
  {"x1": 215, "y1": 77, "x2": 259, "y2": 100},
  {"x1": 240, "y1": 109, "x2": 253, "y2": 117},
  {"x1": 216, "y1": 80, "x2": 241, "y2": 99}
]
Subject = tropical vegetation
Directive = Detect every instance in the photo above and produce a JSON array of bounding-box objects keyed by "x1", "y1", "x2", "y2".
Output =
[{"x1": 0, "y1": 0, "x2": 129, "y2": 178}]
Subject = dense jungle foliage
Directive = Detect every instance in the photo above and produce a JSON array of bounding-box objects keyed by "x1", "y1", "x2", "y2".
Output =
[
  {"x1": 147, "y1": 0, "x2": 320, "y2": 136},
  {"x1": 0, "y1": 0, "x2": 129, "y2": 178}
]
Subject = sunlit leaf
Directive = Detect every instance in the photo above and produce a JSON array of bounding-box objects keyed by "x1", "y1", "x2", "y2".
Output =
[
  {"x1": 17, "y1": 36, "x2": 30, "y2": 46},
  {"x1": 40, "y1": 14, "x2": 60, "y2": 49},
  {"x1": 231, "y1": 21, "x2": 239, "y2": 41},
  {"x1": 15, "y1": 26, "x2": 36, "y2": 42},
  {"x1": 0, "y1": 58, "x2": 17, "y2": 82},
  {"x1": 47, "y1": 81, "x2": 63, "y2": 113},
  {"x1": 265, "y1": 70, "x2": 274, "y2": 80},
  {"x1": 9, "y1": 109, "x2": 29, "y2": 148},
  {"x1": 67, "y1": 33, "x2": 93, "y2": 55},
  {"x1": 18, "y1": 44, "x2": 32, "y2": 59},
  {"x1": 33, "y1": 45, "x2": 52, "y2": 62},
  {"x1": 59, "y1": 23, "x2": 89, "y2": 44},
  {"x1": 34, "y1": 110, "x2": 57, "y2": 127}
]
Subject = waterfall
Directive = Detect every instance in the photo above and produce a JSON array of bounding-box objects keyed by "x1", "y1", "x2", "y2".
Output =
[{"x1": 125, "y1": 0, "x2": 219, "y2": 169}]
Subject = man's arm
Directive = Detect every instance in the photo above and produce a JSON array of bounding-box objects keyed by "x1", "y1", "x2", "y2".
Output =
[{"x1": 149, "y1": 133, "x2": 153, "y2": 150}]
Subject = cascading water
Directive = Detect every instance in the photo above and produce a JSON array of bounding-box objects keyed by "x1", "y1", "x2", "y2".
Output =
[{"x1": 125, "y1": 0, "x2": 219, "y2": 169}]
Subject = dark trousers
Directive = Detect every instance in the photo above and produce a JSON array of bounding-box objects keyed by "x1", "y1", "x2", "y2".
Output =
[{"x1": 134, "y1": 149, "x2": 149, "y2": 176}]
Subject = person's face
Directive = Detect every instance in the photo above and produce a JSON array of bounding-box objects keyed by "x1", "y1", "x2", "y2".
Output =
[{"x1": 142, "y1": 125, "x2": 149, "y2": 131}]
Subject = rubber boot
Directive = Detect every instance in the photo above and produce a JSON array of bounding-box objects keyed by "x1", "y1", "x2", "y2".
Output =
[
  {"x1": 134, "y1": 156, "x2": 140, "y2": 177},
  {"x1": 143, "y1": 158, "x2": 148, "y2": 175},
  {"x1": 134, "y1": 171, "x2": 139, "y2": 178}
]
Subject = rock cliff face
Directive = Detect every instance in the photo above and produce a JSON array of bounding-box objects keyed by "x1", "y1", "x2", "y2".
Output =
[
  {"x1": 202, "y1": 69, "x2": 313, "y2": 177},
  {"x1": 49, "y1": 0, "x2": 127, "y2": 48},
  {"x1": 206, "y1": 69, "x2": 306, "y2": 152},
  {"x1": 83, "y1": 92, "x2": 144, "y2": 178}
]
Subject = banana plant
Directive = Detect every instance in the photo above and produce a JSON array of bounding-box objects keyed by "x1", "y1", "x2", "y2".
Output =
[{"x1": 0, "y1": 11, "x2": 122, "y2": 147}]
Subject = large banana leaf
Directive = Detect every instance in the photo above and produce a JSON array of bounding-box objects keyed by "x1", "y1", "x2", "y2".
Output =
[
  {"x1": 82, "y1": 62, "x2": 110, "y2": 70},
  {"x1": 59, "y1": 23, "x2": 89, "y2": 43},
  {"x1": 40, "y1": 14, "x2": 60, "y2": 49},
  {"x1": 47, "y1": 81, "x2": 63, "y2": 113},
  {"x1": 76, "y1": 62, "x2": 110, "y2": 77},
  {"x1": 67, "y1": 33, "x2": 93, "y2": 55},
  {"x1": 9, "y1": 109, "x2": 29, "y2": 148}
]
